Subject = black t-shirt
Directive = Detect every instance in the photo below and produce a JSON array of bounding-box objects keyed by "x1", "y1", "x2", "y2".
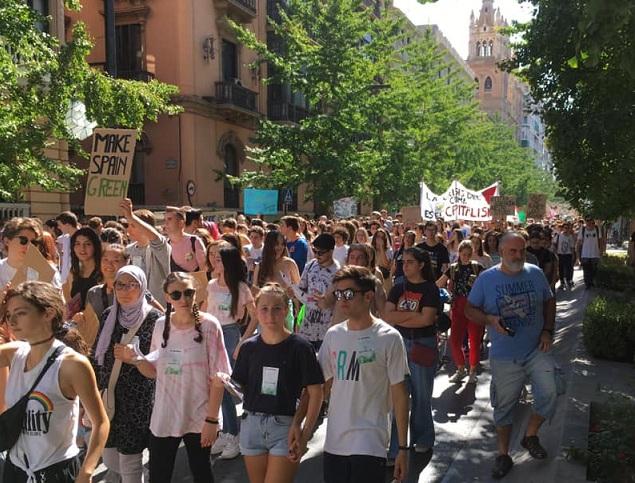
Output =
[
  {"x1": 444, "y1": 262, "x2": 483, "y2": 297},
  {"x1": 232, "y1": 333, "x2": 324, "y2": 416},
  {"x1": 414, "y1": 242, "x2": 450, "y2": 280},
  {"x1": 387, "y1": 280, "x2": 440, "y2": 338}
]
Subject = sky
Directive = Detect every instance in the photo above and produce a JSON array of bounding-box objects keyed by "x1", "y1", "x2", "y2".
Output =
[{"x1": 393, "y1": 0, "x2": 534, "y2": 59}]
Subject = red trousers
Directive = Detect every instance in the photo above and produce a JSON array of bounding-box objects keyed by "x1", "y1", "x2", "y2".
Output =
[{"x1": 450, "y1": 295, "x2": 484, "y2": 368}]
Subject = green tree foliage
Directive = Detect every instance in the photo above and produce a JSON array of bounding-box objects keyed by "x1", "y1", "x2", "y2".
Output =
[
  {"x1": 504, "y1": 0, "x2": 635, "y2": 219},
  {"x1": 0, "y1": 0, "x2": 181, "y2": 201},
  {"x1": 229, "y1": 0, "x2": 555, "y2": 212}
]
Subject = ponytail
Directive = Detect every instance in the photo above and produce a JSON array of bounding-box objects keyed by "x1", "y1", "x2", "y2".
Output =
[
  {"x1": 161, "y1": 303, "x2": 172, "y2": 348},
  {"x1": 192, "y1": 303, "x2": 203, "y2": 344}
]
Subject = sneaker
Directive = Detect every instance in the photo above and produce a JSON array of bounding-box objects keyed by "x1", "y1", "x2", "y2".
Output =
[
  {"x1": 220, "y1": 434, "x2": 241, "y2": 459},
  {"x1": 492, "y1": 454, "x2": 513, "y2": 479},
  {"x1": 467, "y1": 372, "x2": 478, "y2": 384},
  {"x1": 449, "y1": 368, "x2": 466, "y2": 383},
  {"x1": 210, "y1": 432, "x2": 227, "y2": 455},
  {"x1": 414, "y1": 444, "x2": 432, "y2": 454},
  {"x1": 521, "y1": 435, "x2": 547, "y2": 459}
]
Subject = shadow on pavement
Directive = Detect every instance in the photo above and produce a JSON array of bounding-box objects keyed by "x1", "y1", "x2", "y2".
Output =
[{"x1": 433, "y1": 381, "x2": 477, "y2": 424}]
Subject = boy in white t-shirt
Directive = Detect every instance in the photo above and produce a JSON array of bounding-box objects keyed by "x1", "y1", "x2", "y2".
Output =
[{"x1": 318, "y1": 266, "x2": 410, "y2": 483}]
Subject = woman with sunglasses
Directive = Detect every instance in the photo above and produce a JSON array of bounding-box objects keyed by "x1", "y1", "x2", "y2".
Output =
[
  {"x1": 219, "y1": 283, "x2": 323, "y2": 483},
  {"x1": 93, "y1": 266, "x2": 161, "y2": 483},
  {"x1": 205, "y1": 245, "x2": 256, "y2": 460},
  {"x1": 0, "y1": 217, "x2": 62, "y2": 289},
  {"x1": 384, "y1": 247, "x2": 440, "y2": 460},
  {"x1": 117, "y1": 272, "x2": 231, "y2": 483},
  {"x1": 64, "y1": 227, "x2": 103, "y2": 319}
]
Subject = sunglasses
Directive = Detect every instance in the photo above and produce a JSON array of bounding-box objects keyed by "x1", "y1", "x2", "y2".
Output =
[
  {"x1": 16, "y1": 236, "x2": 38, "y2": 246},
  {"x1": 168, "y1": 289, "x2": 196, "y2": 300},
  {"x1": 333, "y1": 288, "x2": 367, "y2": 301},
  {"x1": 313, "y1": 248, "x2": 330, "y2": 256},
  {"x1": 114, "y1": 281, "x2": 140, "y2": 292}
]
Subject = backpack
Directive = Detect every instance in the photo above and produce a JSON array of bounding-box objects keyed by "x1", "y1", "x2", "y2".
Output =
[{"x1": 448, "y1": 261, "x2": 482, "y2": 289}]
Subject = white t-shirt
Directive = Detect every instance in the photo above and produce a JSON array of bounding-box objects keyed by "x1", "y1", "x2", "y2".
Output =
[
  {"x1": 333, "y1": 245, "x2": 349, "y2": 267},
  {"x1": 206, "y1": 279, "x2": 254, "y2": 326},
  {"x1": 318, "y1": 320, "x2": 409, "y2": 458},
  {"x1": 0, "y1": 258, "x2": 62, "y2": 290},
  {"x1": 56, "y1": 234, "x2": 72, "y2": 284},
  {"x1": 554, "y1": 232, "x2": 576, "y2": 255},
  {"x1": 577, "y1": 226, "x2": 601, "y2": 259},
  {"x1": 149, "y1": 313, "x2": 231, "y2": 437}
]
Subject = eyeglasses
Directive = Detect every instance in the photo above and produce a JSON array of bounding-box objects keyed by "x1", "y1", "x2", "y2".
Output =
[
  {"x1": 333, "y1": 288, "x2": 367, "y2": 301},
  {"x1": 16, "y1": 236, "x2": 38, "y2": 246},
  {"x1": 168, "y1": 289, "x2": 196, "y2": 300},
  {"x1": 114, "y1": 281, "x2": 141, "y2": 292},
  {"x1": 313, "y1": 248, "x2": 330, "y2": 256}
]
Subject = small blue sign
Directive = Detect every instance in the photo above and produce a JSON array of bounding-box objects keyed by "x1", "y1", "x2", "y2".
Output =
[
  {"x1": 282, "y1": 188, "x2": 293, "y2": 205},
  {"x1": 244, "y1": 189, "x2": 279, "y2": 215}
]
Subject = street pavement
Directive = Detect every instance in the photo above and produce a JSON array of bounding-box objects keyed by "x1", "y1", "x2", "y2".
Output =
[{"x1": 94, "y1": 269, "x2": 591, "y2": 483}]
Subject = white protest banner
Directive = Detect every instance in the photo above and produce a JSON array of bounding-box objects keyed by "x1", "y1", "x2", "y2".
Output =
[
  {"x1": 333, "y1": 197, "x2": 358, "y2": 218},
  {"x1": 420, "y1": 180, "x2": 499, "y2": 221},
  {"x1": 85, "y1": 128, "x2": 137, "y2": 216}
]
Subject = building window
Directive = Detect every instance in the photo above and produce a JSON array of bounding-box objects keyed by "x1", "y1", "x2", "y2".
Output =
[
  {"x1": 222, "y1": 40, "x2": 238, "y2": 82},
  {"x1": 223, "y1": 144, "x2": 240, "y2": 209},
  {"x1": 116, "y1": 24, "x2": 143, "y2": 77},
  {"x1": 27, "y1": 0, "x2": 49, "y2": 32},
  {"x1": 484, "y1": 76, "x2": 493, "y2": 91},
  {"x1": 488, "y1": 40, "x2": 494, "y2": 56}
]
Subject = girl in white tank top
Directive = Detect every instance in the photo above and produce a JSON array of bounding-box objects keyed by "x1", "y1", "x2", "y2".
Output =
[{"x1": 0, "y1": 281, "x2": 109, "y2": 483}]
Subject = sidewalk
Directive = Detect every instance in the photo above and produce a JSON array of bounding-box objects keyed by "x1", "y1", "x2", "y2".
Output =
[{"x1": 420, "y1": 270, "x2": 600, "y2": 483}]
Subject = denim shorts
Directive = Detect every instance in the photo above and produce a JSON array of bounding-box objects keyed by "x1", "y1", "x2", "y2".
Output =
[
  {"x1": 239, "y1": 412, "x2": 294, "y2": 457},
  {"x1": 489, "y1": 349, "x2": 558, "y2": 427}
]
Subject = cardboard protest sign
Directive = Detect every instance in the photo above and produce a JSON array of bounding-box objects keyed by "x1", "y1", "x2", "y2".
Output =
[
  {"x1": 191, "y1": 271, "x2": 209, "y2": 306},
  {"x1": 10, "y1": 243, "x2": 56, "y2": 287},
  {"x1": 244, "y1": 189, "x2": 279, "y2": 215},
  {"x1": 401, "y1": 206, "x2": 423, "y2": 226},
  {"x1": 85, "y1": 128, "x2": 137, "y2": 216},
  {"x1": 420, "y1": 180, "x2": 499, "y2": 221},
  {"x1": 333, "y1": 197, "x2": 358, "y2": 218},
  {"x1": 79, "y1": 303, "x2": 100, "y2": 348},
  {"x1": 527, "y1": 193, "x2": 547, "y2": 220},
  {"x1": 490, "y1": 195, "x2": 516, "y2": 220}
]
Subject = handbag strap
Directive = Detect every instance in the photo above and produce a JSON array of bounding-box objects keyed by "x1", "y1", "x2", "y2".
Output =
[
  {"x1": 25, "y1": 345, "x2": 65, "y2": 398},
  {"x1": 106, "y1": 319, "x2": 144, "y2": 397}
]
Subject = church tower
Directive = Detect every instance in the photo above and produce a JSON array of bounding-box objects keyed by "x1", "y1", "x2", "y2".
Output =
[{"x1": 467, "y1": 0, "x2": 523, "y2": 135}]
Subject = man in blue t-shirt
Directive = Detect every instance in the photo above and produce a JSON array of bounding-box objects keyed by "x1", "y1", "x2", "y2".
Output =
[
  {"x1": 281, "y1": 215, "x2": 309, "y2": 274},
  {"x1": 465, "y1": 232, "x2": 557, "y2": 480}
]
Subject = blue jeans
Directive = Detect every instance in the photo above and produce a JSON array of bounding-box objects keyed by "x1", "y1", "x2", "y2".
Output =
[
  {"x1": 389, "y1": 335, "x2": 437, "y2": 457},
  {"x1": 489, "y1": 349, "x2": 557, "y2": 427},
  {"x1": 221, "y1": 324, "x2": 241, "y2": 435}
]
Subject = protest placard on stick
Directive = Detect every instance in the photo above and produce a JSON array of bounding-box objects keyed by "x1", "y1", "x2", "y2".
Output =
[
  {"x1": 401, "y1": 206, "x2": 423, "y2": 227},
  {"x1": 527, "y1": 193, "x2": 547, "y2": 220},
  {"x1": 85, "y1": 128, "x2": 137, "y2": 216},
  {"x1": 490, "y1": 195, "x2": 516, "y2": 220}
]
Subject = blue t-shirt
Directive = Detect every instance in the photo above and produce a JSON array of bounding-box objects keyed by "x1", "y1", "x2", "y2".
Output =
[
  {"x1": 287, "y1": 237, "x2": 309, "y2": 274},
  {"x1": 467, "y1": 264, "x2": 553, "y2": 361}
]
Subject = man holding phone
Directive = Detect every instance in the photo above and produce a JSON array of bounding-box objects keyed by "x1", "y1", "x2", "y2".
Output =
[{"x1": 465, "y1": 232, "x2": 557, "y2": 479}]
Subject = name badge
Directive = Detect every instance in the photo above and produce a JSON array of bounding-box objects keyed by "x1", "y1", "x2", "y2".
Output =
[
  {"x1": 261, "y1": 366, "x2": 279, "y2": 396},
  {"x1": 165, "y1": 348, "x2": 183, "y2": 376},
  {"x1": 357, "y1": 336, "x2": 376, "y2": 364}
]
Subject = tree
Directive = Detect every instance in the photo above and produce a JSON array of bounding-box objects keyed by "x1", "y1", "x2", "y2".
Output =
[
  {"x1": 504, "y1": 0, "x2": 635, "y2": 219},
  {"x1": 0, "y1": 0, "x2": 181, "y2": 201},
  {"x1": 229, "y1": 0, "x2": 556, "y2": 213}
]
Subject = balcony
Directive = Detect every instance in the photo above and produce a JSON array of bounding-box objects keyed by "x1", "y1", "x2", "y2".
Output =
[
  {"x1": 118, "y1": 70, "x2": 155, "y2": 82},
  {"x1": 215, "y1": 0, "x2": 256, "y2": 23},
  {"x1": 268, "y1": 101, "x2": 308, "y2": 124},
  {"x1": 267, "y1": 0, "x2": 287, "y2": 24},
  {"x1": 204, "y1": 81, "x2": 260, "y2": 124}
]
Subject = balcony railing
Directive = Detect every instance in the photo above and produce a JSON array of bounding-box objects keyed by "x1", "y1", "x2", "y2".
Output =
[
  {"x1": 118, "y1": 70, "x2": 155, "y2": 82},
  {"x1": 266, "y1": 0, "x2": 287, "y2": 23},
  {"x1": 268, "y1": 101, "x2": 308, "y2": 123},
  {"x1": 0, "y1": 203, "x2": 30, "y2": 220},
  {"x1": 230, "y1": 0, "x2": 256, "y2": 14},
  {"x1": 215, "y1": 81, "x2": 258, "y2": 112}
]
